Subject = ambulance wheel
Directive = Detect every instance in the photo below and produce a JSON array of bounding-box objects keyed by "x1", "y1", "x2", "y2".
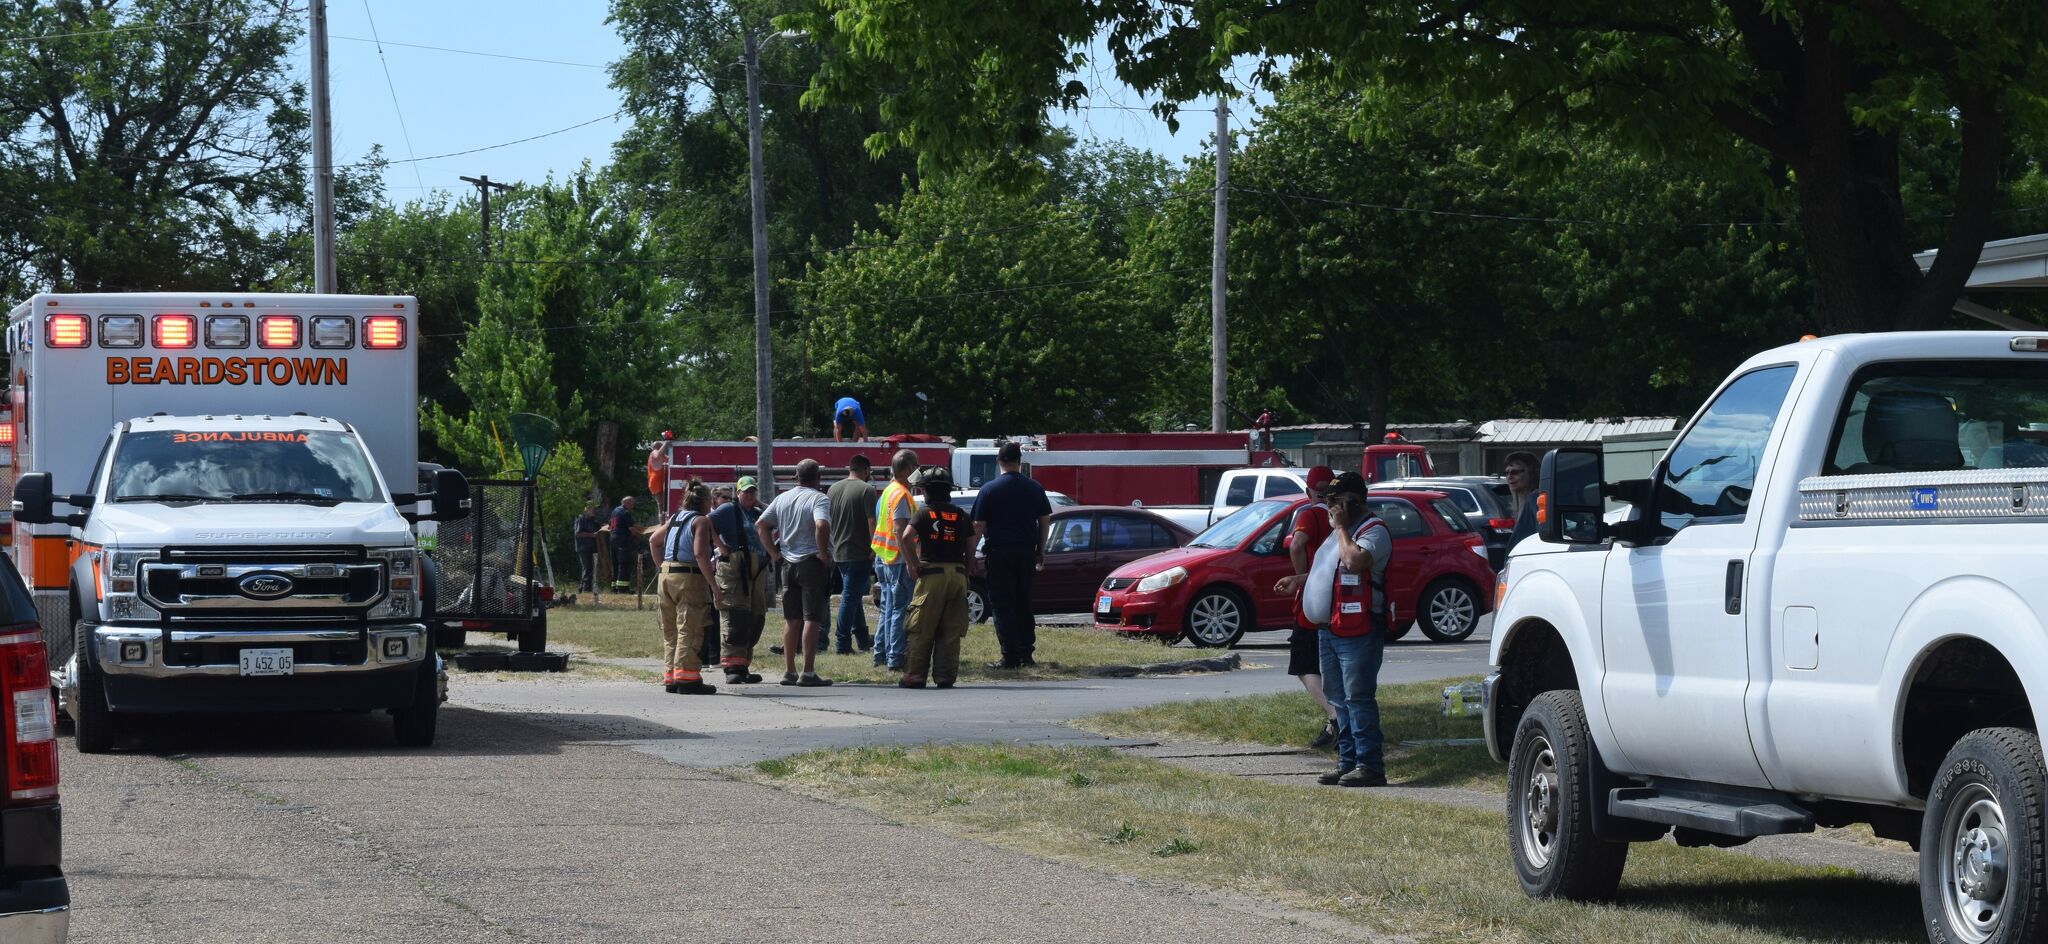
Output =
[
  {"x1": 391, "y1": 658, "x2": 440, "y2": 747},
  {"x1": 433, "y1": 625, "x2": 467, "y2": 650},
  {"x1": 967, "y1": 580, "x2": 989, "y2": 624},
  {"x1": 71, "y1": 622, "x2": 122, "y2": 754},
  {"x1": 517, "y1": 609, "x2": 548, "y2": 653}
]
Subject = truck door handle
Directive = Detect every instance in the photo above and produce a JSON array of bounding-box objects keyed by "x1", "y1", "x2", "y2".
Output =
[{"x1": 1725, "y1": 560, "x2": 1743, "y2": 615}]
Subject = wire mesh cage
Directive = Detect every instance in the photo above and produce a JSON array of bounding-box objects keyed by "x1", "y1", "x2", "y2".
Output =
[{"x1": 430, "y1": 479, "x2": 539, "y2": 618}]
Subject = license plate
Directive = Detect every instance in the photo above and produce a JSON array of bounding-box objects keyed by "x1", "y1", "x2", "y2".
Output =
[
  {"x1": 239, "y1": 648, "x2": 294, "y2": 677},
  {"x1": 1097, "y1": 594, "x2": 1112, "y2": 614}
]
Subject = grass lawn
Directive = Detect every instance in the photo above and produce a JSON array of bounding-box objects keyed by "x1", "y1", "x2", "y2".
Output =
[
  {"x1": 747, "y1": 744, "x2": 1918, "y2": 944},
  {"x1": 1076, "y1": 677, "x2": 1501, "y2": 792},
  {"x1": 545, "y1": 604, "x2": 1203, "y2": 683}
]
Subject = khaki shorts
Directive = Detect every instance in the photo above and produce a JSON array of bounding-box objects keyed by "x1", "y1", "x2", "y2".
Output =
[{"x1": 781, "y1": 555, "x2": 832, "y2": 624}]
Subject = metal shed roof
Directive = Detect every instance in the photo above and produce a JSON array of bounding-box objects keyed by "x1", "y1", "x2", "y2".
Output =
[{"x1": 1475, "y1": 417, "x2": 1680, "y2": 443}]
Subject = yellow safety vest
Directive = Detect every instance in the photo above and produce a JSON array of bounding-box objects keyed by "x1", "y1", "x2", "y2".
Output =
[{"x1": 871, "y1": 480, "x2": 911, "y2": 563}]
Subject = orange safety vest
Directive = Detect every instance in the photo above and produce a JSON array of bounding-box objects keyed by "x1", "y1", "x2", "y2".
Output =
[{"x1": 871, "y1": 480, "x2": 912, "y2": 563}]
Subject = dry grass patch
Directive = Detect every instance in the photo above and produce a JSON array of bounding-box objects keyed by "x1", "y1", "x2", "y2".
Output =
[
  {"x1": 547, "y1": 605, "x2": 1200, "y2": 683},
  {"x1": 1077, "y1": 679, "x2": 1500, "y2": 791},
  {"x1": 745, "y1": 744, "x2": 1917, "y2": 944}
]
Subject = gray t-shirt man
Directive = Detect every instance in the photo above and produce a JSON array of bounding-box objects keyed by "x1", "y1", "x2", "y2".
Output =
[
  {"x1": 1302, "y1": 514, "x2": 1393, "y2": 623},
  {"x1": 826, "y1": 476, "x2": 875, "y2": 563},
  {"x1": 758, "y1": 486, "x2": 831, "y2": 563}
]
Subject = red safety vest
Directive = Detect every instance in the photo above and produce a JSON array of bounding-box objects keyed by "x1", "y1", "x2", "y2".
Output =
[{"x1": 1329, "y1": 516, "x2": 1390, "y2": 638}]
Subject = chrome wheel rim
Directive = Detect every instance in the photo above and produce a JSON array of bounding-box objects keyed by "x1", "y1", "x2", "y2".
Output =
[
  {"x1": 967, "y1": 588, "x2": 984, "y2": 623},
  {"x1": 1518, "y1": 734, "x2": 1560, "y2": 870},
  {"x1": 1429, "y1": 586, "x2": 1476, "y2": 638},
  {"x1": 1940, "y1": 783, "x2": 2010, "y2": 943},
  {"x1": 1187, "y1": 594, "x2": 1240, "y2": 645}
]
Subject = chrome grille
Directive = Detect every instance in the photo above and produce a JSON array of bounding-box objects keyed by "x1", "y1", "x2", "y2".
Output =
[{"x1": 139, "y1": 548, "x2": 384, "y2": 619}]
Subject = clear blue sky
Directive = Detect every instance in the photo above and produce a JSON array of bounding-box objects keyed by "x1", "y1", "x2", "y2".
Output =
[{"x1": 314, "y1": 1, "x2": 1256, "y2": 203}]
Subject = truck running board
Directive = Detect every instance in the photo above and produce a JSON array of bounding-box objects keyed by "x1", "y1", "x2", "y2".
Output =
[{"x1": 1609, "y1": 783, "x2": 1813, "y2": 838}]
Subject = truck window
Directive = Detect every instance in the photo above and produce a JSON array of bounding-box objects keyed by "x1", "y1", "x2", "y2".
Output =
[
  {"x1": 1826, "y1": 361, "x2": 2048, "y2": 474},
  {"x1": 1659, "y1": 365, "x2": 1798, "y2": 529},
  {"x1": 968, "y1": 455, "x2": 999, "y2": 488},
  {"x1": 1223, "y1": 474, "x2": 1256, "y2": 507},
  {"x1": 108, "y1": 429, "x2": 384, "y2": 504},
  {"x1": 1264, "y1": 476, "x2": 1303, "y2": 498}
]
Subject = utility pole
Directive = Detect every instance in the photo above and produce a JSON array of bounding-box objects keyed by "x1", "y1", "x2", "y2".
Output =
[
  {"x1": 309, "y1": 0, "x2": 337, "y2": 292},
  {"x1": 744, "y1": 28, "x2": 775, "y2": 499},
  {"x1": 1210, "y1": 95, "x2": 1230, "y2": 434},
  {"x1": 460, "y1": 175, "x2": 514, "y2": 260}
]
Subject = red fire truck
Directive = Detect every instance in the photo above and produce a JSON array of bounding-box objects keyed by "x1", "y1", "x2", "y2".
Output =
[
  {"x1": 658, "y1": 437, "x2": 952, "y2": 510},
  {"x1": 1021, "y1": 432, "x2": 1287, "y2": 506}
]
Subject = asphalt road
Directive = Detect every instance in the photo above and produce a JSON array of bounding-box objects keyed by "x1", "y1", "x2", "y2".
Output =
[{"x1": 59, "y1": 618, "x2": 1492, "y2": 943}]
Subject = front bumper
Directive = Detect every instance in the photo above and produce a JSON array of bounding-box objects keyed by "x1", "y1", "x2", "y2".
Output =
[
  {"x1": 0, "y1": 898, "x2": 67, "y2": 944},
  {"x1": 90, "y1": 623, "x2": 426, "y2": 678},
  {"x1": 1091, "y1": 587, "x2": 1182, "y2": 635}
]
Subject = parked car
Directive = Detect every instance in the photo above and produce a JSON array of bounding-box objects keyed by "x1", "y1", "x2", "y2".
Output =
[
  {"x1": 966, "y1": 506, "x2": 1193, "y2": 622},
  {"x1": 1094, "y1": 492, "x2": 1495, "y2": 647},
  {"x1": 951, "y1": 488, "x2": 1077, "y2": 519},
  {"x1": 1373, "y1": 476, "x2": 1517, "y2": 569},
  {"x1": 0, "y1": 563, "x2": 67, "y2": 943}
]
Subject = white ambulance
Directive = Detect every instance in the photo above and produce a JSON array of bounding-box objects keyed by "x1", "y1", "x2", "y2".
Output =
[{"x1": 4, "y1": 292, "x2": 467, "y2": 751}]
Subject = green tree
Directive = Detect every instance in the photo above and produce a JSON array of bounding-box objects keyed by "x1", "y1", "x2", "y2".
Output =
[
  {"x1": 0, "y1": 0, "x2": 308, "y2": 291},
  {"x1": 793, "y1": 176, "x2": 1165, "y2": 436},
  {"x1": 791, "y1": 0, "x2": 2048, "y2": 334}
]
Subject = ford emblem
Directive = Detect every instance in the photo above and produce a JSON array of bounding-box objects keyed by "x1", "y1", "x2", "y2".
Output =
[{"x1": 238, "y1": 573, "x2": 294, "y2": 599}]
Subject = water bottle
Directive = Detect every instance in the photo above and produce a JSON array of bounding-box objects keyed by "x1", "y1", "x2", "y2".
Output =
[{"x1": 1440, "y1": 680, "x2": 1485, "y2": 718}]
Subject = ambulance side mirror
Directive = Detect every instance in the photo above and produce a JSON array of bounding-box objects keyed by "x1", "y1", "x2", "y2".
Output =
[
  {"x1": 401, "y1": 469, "x2": 471, "y2": 523},
  {"x1": 11, "y1": 473, "x2": 52, "y2": 525}
]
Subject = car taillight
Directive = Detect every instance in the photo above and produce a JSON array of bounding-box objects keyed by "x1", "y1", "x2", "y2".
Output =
[
  {"x1": 46, "y1": 314, "x2": 89, "y2": 348},
  {"x1": 1488, "y1": 518, "x2": 1515, "y2": 531},
  {"x1": 363, "y1": 315, "x2": 406, "y2": 350},
  {"x1": 0, "y1": 629, "x2": 57, "y2": 803}
]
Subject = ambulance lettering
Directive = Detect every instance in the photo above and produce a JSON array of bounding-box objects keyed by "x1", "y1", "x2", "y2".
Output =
[{"x1": 105, "y1": 356, "x2": 349, "y2": 386}]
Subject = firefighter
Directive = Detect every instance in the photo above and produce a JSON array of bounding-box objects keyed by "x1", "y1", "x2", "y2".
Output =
[
  {"x1": 897, "y1": 465, "x2": 971, "y2": 689},
  {"x1": 711, "y1": 476, "x2": 771, "y2": 684},
  {"x1": 649, "y1": 479, "x2": 721, "y2": 695}
]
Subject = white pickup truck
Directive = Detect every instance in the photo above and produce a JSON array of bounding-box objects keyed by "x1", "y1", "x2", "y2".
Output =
[
  {"x1": 1487, "y1": 331, "x2": 2048, "y2": 942},
  {"x1": 1144, "y1": 467, "x2": 1311, "y2": 533}
]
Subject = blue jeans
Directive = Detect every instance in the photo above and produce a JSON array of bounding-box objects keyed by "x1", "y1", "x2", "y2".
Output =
[
  {"x1": 834, "y1": 560, "x2": 874, "y2": 651},
  {"x1": 873, "y1": 560, "x2": 912, "y2": 668},
  {"x1": 1319, "y1": 630, "x2": 1386, "y2": 774}
]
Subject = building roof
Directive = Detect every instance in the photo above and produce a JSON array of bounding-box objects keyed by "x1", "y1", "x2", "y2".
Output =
[{"x1": 1474, "y1": 417, "x2": 1679, "y2": 443}]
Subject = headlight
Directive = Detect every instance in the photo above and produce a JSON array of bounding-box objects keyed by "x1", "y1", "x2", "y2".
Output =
[
  {"x1": 370, "y1": 547, "x2": 419, "y2": 618},
  {"x1": 100, "y1": 548, "x2": 159, "y2": 622},
  {"x1": 1135, "y1": 566, "x2": 1188, "y2": 593}
]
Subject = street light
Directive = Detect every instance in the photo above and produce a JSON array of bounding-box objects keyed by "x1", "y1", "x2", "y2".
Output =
[
  {"x1": 915, "y1": 390, "x2": 929, "y2": 431},
  {"x1": 744, "y1": 27, "x2": 804, "y2": 498}
]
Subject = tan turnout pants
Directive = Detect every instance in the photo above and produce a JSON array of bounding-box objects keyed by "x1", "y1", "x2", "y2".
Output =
[
  {"x1": 658, "y1": 565, "x2": 713, "y2": 680},
  {"x1": 902, "y1": 563, "x2": 970, "y2": 684},
  {"x1": 716, "y1": 551, "x2": 773, "y2": 670}
]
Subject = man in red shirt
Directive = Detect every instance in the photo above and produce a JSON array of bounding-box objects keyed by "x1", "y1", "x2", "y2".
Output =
[{"x1": 1284, "y1": 466, "x2": 1340, "y2": 748}]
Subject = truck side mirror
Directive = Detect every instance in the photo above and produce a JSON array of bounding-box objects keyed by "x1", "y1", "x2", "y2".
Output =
[
  {"x1": 428, "y1": 469, "x2": 471, "y2": 523},
  {"x1": 11, "y1": 472, "x2": 52, "y2": 525},
  {"x1": 1538, "y1": 448, "x2": 1606, "y2": 545}
]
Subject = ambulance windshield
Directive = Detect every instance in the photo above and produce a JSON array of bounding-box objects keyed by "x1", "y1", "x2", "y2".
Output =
[{"x1": 107, "y1": 429, "x2": 383, "y2": 505}]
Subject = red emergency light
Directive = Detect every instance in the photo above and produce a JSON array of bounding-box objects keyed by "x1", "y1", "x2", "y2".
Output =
[
  {"x1": 153, "y1": 314, "x2": 196, "y2": 349},
  {"x1": 363, "y1": 315, "x2": 406, "y2": 350},
  {"x1": 45, "y1": 314, "x2": 88, "y2": 349},
  {"x1": 0, "y1": 424, "x2": 16, "y2": 446},
  {"x1": 258, "y1": 315, "x2": 300, "y2": 349}
]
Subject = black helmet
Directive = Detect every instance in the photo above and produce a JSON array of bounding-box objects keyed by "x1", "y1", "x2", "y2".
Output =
[{"x1": 911, "y1": 465, "x2": 955, "y2": 490}]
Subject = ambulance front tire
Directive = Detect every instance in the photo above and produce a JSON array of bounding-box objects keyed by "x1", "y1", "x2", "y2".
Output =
[
  {"x1": 391, "y1": 657, "x2": 439, "y2": 747},
  {"x1": 70, "y1": 621, "x2": 122, "y2": 754}
]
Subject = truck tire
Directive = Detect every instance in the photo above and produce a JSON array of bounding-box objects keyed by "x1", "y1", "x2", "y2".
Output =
[
  {"x1": 1417, "y1": 578, "x2": 1481, "y2": 643},
  {"x1": 1508, "y1": 689, "x2": 1627, "y2": 900},
  {"x1": 1921, "y1": 727, "x2": 2048, "y2": 944},
  {"x1": 1181, "y1": 588, "x2": 1247, "y2": 648},
  {"x1": 517, "y1": 608, "x2": 547, "y2": 653},
  {"x1": 390, "y1": 657, "x2": 440, "y2": 748},
  {"x1": 70, "y1": 622, "x2": 122, "y2": 755},
  {"x1": 967, "y1": 580, "x2": 989, "y2": 624}
]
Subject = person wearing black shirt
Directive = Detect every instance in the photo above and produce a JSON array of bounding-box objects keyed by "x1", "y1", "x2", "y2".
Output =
[
  {"x1": 608, "y1": 496, "x2": 641, "y2": 591},
  {"x1": 899, "y1": 467, "x2": 971, "y2": 688},
  {"x1": 970, "y1": 441, "x2": 1052, "y2": 668},
  {"x1": 710, "y1": 476, "x2": 771, "y2": 684},
  {"x1": 572, "y1": 503, "x2": 601, "y2": 592}
]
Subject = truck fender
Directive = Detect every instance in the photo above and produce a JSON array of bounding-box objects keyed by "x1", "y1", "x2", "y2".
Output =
[
  {"x1": 69, "y1": 553, "x2": 98, "y2": 628},
  {"x1": 1490, "y1": 564, "x2": 1634, "y2": 775},
  {"x1": 1876, "y1": 575, "x2": 2048, "y2": 801}
]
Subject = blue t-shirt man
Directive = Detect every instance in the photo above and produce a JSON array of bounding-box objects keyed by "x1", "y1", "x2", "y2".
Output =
[
  {"x1": 832, "y1": 396, "x2": 867, "y2": 442},
  {"x1": 974, "y1": 469, "x2": 1052, "y2": 550}
]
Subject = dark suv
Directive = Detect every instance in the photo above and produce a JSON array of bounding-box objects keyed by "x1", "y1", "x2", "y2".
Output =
[
  {"x1": 0, "y1": 557, "x2": 66, "y2": 941},
  {"x1": 1373, "y1": 476, "x2": 1516, "y2": 570}
]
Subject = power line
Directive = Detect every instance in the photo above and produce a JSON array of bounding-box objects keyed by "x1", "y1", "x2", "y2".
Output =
[
  {"x1": 352, "y1": 111, "x2": 624, "y2": 168},
  {"x1": 327, "y1": 34, "x2": 603, "y2": 69},
  {"x1": 0, "y1": 17, "x2": 226, "y2": 45},
  {"x1": 358, "y1": 1, "x2": 426, "y2": 195},
  {"x1": 1231, "y1": 185, "x2": 1800, "y2": 229}
]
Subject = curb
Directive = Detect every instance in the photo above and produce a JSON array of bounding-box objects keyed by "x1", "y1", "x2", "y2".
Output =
[{"x1": 1085, "y1": 652, "x2": 1242, "y2": 679}]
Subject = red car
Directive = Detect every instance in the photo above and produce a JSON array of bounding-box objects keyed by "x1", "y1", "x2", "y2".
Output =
[
  {"x1": 1092, "y1": 492, "x2": 1495, "y2": 647},
  {"x1": 966, "y1": 506, "x2": 1195, "y2": 622}
]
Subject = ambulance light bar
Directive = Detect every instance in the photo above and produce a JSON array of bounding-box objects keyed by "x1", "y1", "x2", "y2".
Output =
[
  {"x1": 98, "y1": 315, "x2": 143, "y2": 348},
  {"x1": 309, "y1": 315, "x2": 353, "y2": 349},
  {"x1": 363, "y1": 315, "x2": 407, "y2": 350},
  {"x1": 153, "y1": 314, "x2": 196, "y2": 349},
  {"x1": 258, "y1": 315, "x2": 300, "y2": 349},
  {"x1": 46, "y1": 315, "x2": 88, "y2": 348},
  {"x1": 205, "y1": 314, "x2": 249, "y2": 348},
  {"x1": 0, "y1": 424, "x2": 15, "y2": 446}
]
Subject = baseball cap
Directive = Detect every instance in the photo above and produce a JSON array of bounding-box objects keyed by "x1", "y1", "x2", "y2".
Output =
[
  {"x1": 1329, "y1": 471, "x2": 1367, "y2": 497},
  {"x1": 1304, "y1": 466, "x2": 1335, "y2": 494},
  {"x1": 736, "y1": 475, "x2": 758, "y2": 492}
]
